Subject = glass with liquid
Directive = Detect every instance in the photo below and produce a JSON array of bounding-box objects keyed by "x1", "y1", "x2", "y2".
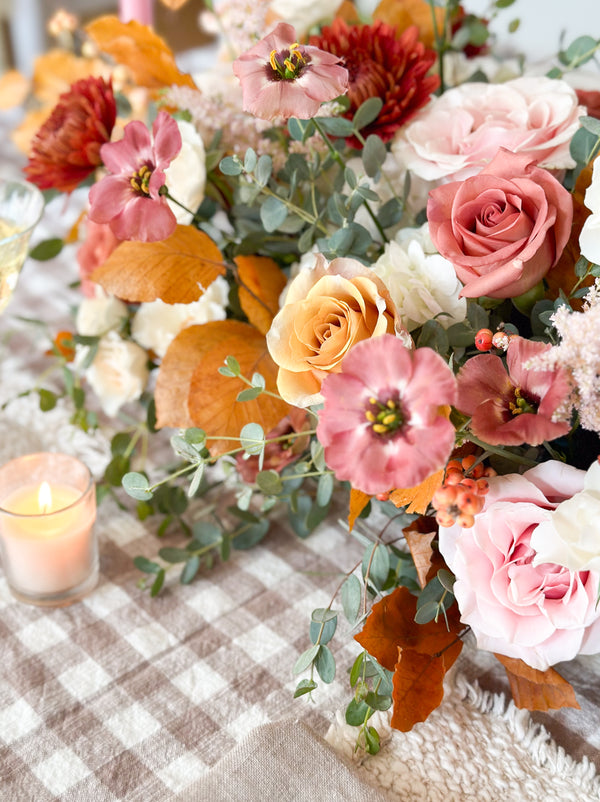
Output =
[{"x1": 0, "y1": 180, "x2": 45, "y2": 312}]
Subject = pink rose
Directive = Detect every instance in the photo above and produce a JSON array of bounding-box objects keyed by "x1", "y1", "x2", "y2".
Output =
[
  {"x1": 438, "y1": 462, "x2": 600, "y2": 670},
  {"x1": 392, "y1": 77, "x2": 583, "y2": 182},
  {"x1": 427, "y1": 149, "x2": 573, "y2": 299},
  {"x1": 77, "y1": 218, "x2": 120, "y2": 297}
]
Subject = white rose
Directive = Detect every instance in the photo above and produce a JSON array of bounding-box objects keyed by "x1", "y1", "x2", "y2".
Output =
[
  {"x1": 372, "y1": 224, "x2": 466, "y2": 332},
  {"x1": 131, "y1": 276, "x2": 229, "y2": 358},
  {"x1": 531, "y1": 460, "x2": 600, "y2": 573},
  {"x1": 580, "y1": 159, "x2": 600, "y2": 266},
  {"x1": 164, "y1": 120, "x2": 206, "y2": 225},
  {"x1": 76, "y1": 295, "x2": 128, "y2": 337},
  {"x1": 268, "y1": 0, "x2": 342, "y2": 37},
  {"x1": 85, "y1": 332, "x2": 149, "y2": 417}
]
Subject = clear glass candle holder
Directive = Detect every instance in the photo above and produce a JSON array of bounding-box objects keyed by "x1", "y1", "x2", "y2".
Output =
[
  {"x1": 0, "y1": 179, "x2": 45, "y2": 313},
  {"x1": 0, "y1": 453, "x2": 98, "y2": 606}
]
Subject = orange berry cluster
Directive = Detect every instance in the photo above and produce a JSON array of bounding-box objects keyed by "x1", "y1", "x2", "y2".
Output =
[
  {"x1": 474, "y1": 327, "x2": 517, "y2": 352},
  {"x1": 432, "y1": 455, "x2": 497, "y2": 529}
]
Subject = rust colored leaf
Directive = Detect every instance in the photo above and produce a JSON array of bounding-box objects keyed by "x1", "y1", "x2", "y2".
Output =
[
  {"x1": 86, "y1": 16, "x2": 196, "y2": 89},
  {"x1": 187, "y1": 322, "x2": 291, "y2": 454},
  {"x1": 403, "y1": 516, "x2": 439, "y2": 589},
  {"x1": 159, "y1": 0, "x2": 189, "y2": 9},
  {"x1": 546, "y1": 193, "x2": 592, "y2": 307},
  {"x1": 355, "y1": 585, "x2": 462, "y2": 672},
  {"x1": 348, "y1": 489, "x2": 372, "y2": 532},
  {"x1": 92, "y1": 226, "x2": 225, "y2": 304},
  {"x1": 374, "y1": 0, "x2": 444, "y2": 48},
  {"x1": 389, "y1": 467, "x2": 444, "y2": 514},
  {"x1": 391, "y1": 648, "x2": 446, "y2": 731},
  {"x1": 494, "y1": 654, "x2": 580, "y2": 712},
  {"x1": 235, "y1": 255, "x2": 287, "y2": 335}
]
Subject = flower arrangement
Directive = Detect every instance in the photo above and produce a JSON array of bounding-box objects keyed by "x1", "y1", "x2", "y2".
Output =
[{"x1": 8, "y1": 0, "x2": 600, "y2": 749}]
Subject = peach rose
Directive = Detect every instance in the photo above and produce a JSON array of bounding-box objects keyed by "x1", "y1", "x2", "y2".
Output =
[
  {"x1": 427, "y1": 149, "x2": 573, "y2": 299},
  {"x1": 266, "y1": 254, "x2": 405, "y2": 406}
]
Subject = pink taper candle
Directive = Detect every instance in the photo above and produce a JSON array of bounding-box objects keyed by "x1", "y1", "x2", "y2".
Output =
[{"x1": 119, "y1": 0, "x2": 154, "y2": 25}]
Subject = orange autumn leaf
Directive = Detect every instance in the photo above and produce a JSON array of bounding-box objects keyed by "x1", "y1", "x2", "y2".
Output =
[
  {"x1": 0, "y1": 70, "x2": 30, "y2": 110},
  {"x1": 389, "y1": 467, "x2": 444, "y2": 514},
  {"x1": 391, "y1": 648, "x2": 446, "y2": 731},
  {"x1": 159, "y1": 0, "x2": 190, "y2": 9},
  {"x1": 494, "y1": 654, "x2": 580, "y2": 712},
  {"x1": 155, "y1": 321, "x2": 290, "y2": 454},
  {"x1": 348, "y1": 488, "x2": 372, "y2": 531},
  {"x1": 546, "y1": 193, "x2": 593, "y2": 306},
  {"x1": 355, "y1": 585, "x2": 463, "y2": 672},
  {"x1": 402, "y1": 516, "x2": 439, "y2": 589},
  {"x1": 86, "y1": 16, "x2": 196, "y2": 90},
  {"x1": 374, "y1": 0, "x2": 444, "y2": 48},
  {"x1": 235, "y1": 255, "x2": 287, "y2": 335},
  {"x1": 92, "y1": 226, "x2": 225, "y2": 304}
]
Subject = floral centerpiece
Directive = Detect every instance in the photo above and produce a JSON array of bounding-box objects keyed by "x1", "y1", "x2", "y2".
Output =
[{"x1": 6, "y1": 0, "x2": 600, "y2": 749}]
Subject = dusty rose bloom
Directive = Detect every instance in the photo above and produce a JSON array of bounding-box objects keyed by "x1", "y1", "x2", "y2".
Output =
[
  {"x1": 235, "y1": 408, "x2": 310, "y2": 483},
  {"x1": 232, "y1": 22, "x2": 348, "y2": 121},
  {"x1": 316, "y1": 335, "x2": 457, "y2": 496},
  {"x1": 455, "y1": 336, "x2": 572, "y2": 446},
  {"x1": 77, "y1": 218, "x2": 120, "y2": 297}
]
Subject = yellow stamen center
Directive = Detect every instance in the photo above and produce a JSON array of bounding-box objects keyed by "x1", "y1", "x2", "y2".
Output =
[
  {"x1": 130, "y1": 164, "x2": 152, "y2": 195},
  {"x1": 508, "y1": 386, "x2": 537, "y2": 416},
  {"x1": 365, "y1": 397, "x2": 404, "y2": 437},
  {"x1": 269, "y1": 42, "x2": 307, "y2": 80}
]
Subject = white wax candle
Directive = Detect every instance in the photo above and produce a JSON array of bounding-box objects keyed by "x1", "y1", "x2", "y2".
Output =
[{"x1": 0, "y1": 482, "x2": 96, "y2": 594}]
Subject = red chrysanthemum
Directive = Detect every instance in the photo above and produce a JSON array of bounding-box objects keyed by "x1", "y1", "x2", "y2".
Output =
[
  {"x1": 25, "y1": 76, "x2": 117, "y2": 193},
  {"x1": 309, "y1": 19, "x2": 439, "y2": 147}
]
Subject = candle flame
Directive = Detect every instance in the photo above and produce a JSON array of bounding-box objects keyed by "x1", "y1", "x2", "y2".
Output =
[{"x1": 38, "y1": 481, "x2": 52, "y2": 514}]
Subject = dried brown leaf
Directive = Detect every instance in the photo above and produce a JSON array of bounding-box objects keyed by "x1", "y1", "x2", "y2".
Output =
[
  {"x1": 494, "y1": 653, "x2": 580, "y2": 712},
  {"x1": 235, "y1": 255, "x2": 287, "y2": 335},
  {"x1": 348, "y1": 489, "x2": 372, "y2": 532}
]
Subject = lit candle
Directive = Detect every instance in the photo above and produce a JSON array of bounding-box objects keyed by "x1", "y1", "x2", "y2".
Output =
[
  {"x1": 0, "y1": 454, "x2": 97, "y2": 606},
  {"x1": 118, "y1": 0, "x2": 154, "y2": 25}
]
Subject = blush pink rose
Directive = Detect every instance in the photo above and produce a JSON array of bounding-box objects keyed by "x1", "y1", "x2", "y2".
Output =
[
  {"x1": 427, "y1": 149, "x2": 573, "y2": 299},
  {"x1": 392, "y1": 77, "x2": 584, "y2": 183},
  {"x1": 438, "y1": 461, "x2": 600, "y2": 671}
]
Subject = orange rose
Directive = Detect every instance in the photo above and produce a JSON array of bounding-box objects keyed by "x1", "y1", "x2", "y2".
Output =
[{"x1": 266, "y1": 254, "x2": 406, "y2": 407}]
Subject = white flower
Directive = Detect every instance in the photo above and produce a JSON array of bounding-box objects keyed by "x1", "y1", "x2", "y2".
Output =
[
  {"x1": 268, "y1": 0, "x2": 342, "y2": 37},
  {"x1": 531, "y1": 460, "x2": 600, "y2": 573},
  {"x1": 84, "y1": 332, "x2": 149, "y2": 417},
  {"x1": 76, "y1": 295, "x2": 128, "y2": 337},
  {"x1": 131, "y1": 276, "x2": 229, "y2": 358},
  {"x1": 580, "y1": 158, "x2": 600, "y2": 266},
  {"x1": 164, "y1": 120, "x2": 206, "y2": 225},
  {"x1": 372, "y1": 224, "x2": 467, "y2": 332}
]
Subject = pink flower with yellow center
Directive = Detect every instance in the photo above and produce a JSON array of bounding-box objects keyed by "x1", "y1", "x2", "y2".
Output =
[
  {"x1": 88, "y1": 111, "x2": 182, "y2": 242},
  {"x1": 232, "y1": 22, "x2": 348, "y2": 121},
  {"x1": 316, "y1": 335, "x2": 457, "y2": 496}
]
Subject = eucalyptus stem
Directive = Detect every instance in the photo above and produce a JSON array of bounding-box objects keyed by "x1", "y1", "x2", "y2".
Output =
[{"x1": 463, "y1": 433, "x2": 539, "y2": 467}]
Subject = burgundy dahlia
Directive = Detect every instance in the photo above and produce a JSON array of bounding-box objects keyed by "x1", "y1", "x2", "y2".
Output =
[
  {"x1": 309, "y1": 19, "x2": 439, "y2": 146},
  {"x1": 25, "y1": 76, "x2": 117, "y2": 193}
]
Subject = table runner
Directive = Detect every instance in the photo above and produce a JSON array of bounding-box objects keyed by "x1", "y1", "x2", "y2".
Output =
[{"x1": 2, "y1": 108, "x2": 600, "y2": 801}]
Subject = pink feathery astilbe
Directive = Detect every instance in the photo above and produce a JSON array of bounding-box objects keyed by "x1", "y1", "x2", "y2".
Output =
[
  {"x1": 456, "y1": 336, "x2": 572, "y2": 447},
  {"x1": 232, "y1": 22, "x2": 348, "y2": 121},
  {"x1": 88, "y1": 111, "x2": 182, "y2": 242},
  {"x1": 316, "y1": 335, "x2": 458, "y2": 496}
]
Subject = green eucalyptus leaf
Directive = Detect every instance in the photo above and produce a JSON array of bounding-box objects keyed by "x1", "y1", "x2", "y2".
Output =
[
  {"x1": 364, "y1": 692, "x2": 392, "y2": 711},
  {"x1": 316, "y1": 472, "x2": 334, "y2": 507},
  {"x1": 345, "y1": 698, "x2": 371, "y2": 726},
  {"x1": 362, "y1": 543, "x2": 390, "y2": 590},
  {"x1": 349, "y1": 652, "x2": 365, "y2": 687},
  {"x1": 232, "y1": 519, "x2": 269, "y2": 549},
  {"x1": 294, "y1": 679, "x2": 318, "y2": 697},
  {"x1": 29, "y1": 238, "x2": 64, "y2": 261},
  {"x1": 150, "y1": 568, "x2": 166, "y2": 597},
  {"x1": 309, "y1": 616, "x2": 337, "y2": 645},
  {"x1": 191, "y1": 520, "x2": 221, "y2": 546},
  {"x1": 220, "y1": 155, "x2": 242, "y2": 176},
  {"x1": 260, "y1": 195, "x2": 288, "y2": 232},
  {"x1": 240, "y1": 422, "x2": 265, "y2": 455},
  {"x1": 317, "y1": 116, "x2": 354, "y2": 137},
  {"x1": 122, "y1": 472, "x2": 153, "y2": 501},
  {"x1": 256, "y1": 469, "x2": 283, "y2": 496},
  {"x1": 133, "y1": 555, "x2": 161, "y2": 574},
  {"x1": 158, "y1": 547, "x2": 189, "y2": 563},
  {"x1": 105, "y1": 455, "x2": 130, "y2": 487},
  {"x1": 244, "y1": 147, "x2": 257, "y2": 172},
  {"x1": 180, "y1": 555, "x2": 201, "y2": 584},
  {"x1": 293, "y1": 643, "x2": 320, "y2": 674},
  {"x1": 188, "y1": 462, "x2": 205, "y2": 498},
  {"x1": 341, "y1": 574, "x2": 362, "y2": 624},
  {"x1": 315, "y1": 644, "x2": 336, "y2": 683},
  {"x1": 362, "y1": 134, "x2": 387, "y2": 178},
  {"x1": 352, "y1": 97, "x2": 383, "y2": 131},
  {"x1": 38, "y1": 388, "x2": 57, "y2": 411},
  {"x1": 256, "y1": 154, "x2": 273, "y2": 186},
  {"x1": 237, "y1": 386, "x2": 263, "y2": 402}
]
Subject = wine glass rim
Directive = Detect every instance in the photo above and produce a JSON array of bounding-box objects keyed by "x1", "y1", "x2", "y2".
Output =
[{"x1": 0, "y1": 180, "x2": 45, "y2": 245}]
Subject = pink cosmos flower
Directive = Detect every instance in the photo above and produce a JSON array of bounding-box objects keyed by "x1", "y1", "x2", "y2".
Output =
[
  {"x1": 88, "y1": 111, "x2": 182, "y2": 242},
  {"x1": 438, "y1": 461, "x2": 600, "y2": 670},
  {"x1": 316, "y1": 335, "x2": 457, "y2": 496},
  {"x1": 232, "y1": 22, "x2": 348, "y2": 121},
  {"x1": 455, "y1": 336, "x2": 571, "y2": 446}
]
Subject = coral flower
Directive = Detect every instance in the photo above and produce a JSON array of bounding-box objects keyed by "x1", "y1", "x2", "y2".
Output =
[
  {"x1": 316, "y1": 335, "x2": 457, "y2": 496},
  {"x1": 232, "y1": 22, "x2": 348, "y2": 121},
  {"x1": 25, "y1": 76, "x2": 116, "y2": 193},
  {"x1": 456, "y1": 337, "x2": 572, "y2": 447},
  {"x1": 310, "y1": 19, "x2": 439, "y2": 146},
  {"x1": 88, "y1": 111, "x2": 182, "y2": 242}
]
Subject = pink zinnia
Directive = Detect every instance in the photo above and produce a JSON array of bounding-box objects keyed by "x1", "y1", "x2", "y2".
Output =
[
  {"x1": 316, "y1": 335, "x2": 457, "y2": 496},
  {"x1": 88, "y1": 111, "x2": 182, "y2": 242},
  {"x1": 456, "y1": 336, "x2": 572, "y2": 447},
  {"x1": 232, "y1": 22, "x2": 348, "y2": 121}
]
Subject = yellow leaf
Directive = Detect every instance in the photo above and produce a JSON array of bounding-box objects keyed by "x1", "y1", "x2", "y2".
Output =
[
  {"x1": 402, "y1": 516, "x2": 439, "y2": 589},
  {"x1": 348, "y1": 488, "x2": 371, "y2": 531},
  {"x1": 86, "y1": 16, "x2": 196, "y2": 89},
  {"x1": 389, "y1": 468, "x2": 444, "y2": 514},
  {"x1": 235, "y1": 255, "x2": 287, "y2": 336},
  {"x1": 92, "y1": 226, "x2": 225, "y2": 304},
  {"x1": 374, "y1": 0, "x2": 444, "y2": 48}
]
